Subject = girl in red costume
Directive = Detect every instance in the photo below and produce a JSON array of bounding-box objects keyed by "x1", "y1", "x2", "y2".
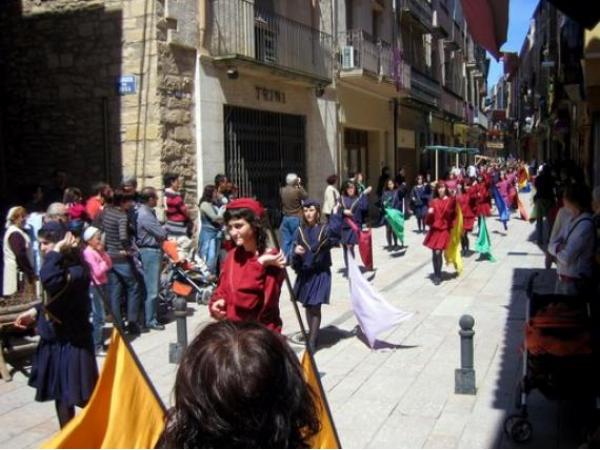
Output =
[
  {"x1": 423, "y1": 181, "x2": 456, "y2": 285},
  {"x1": 475, "y1": 173, "x2": 492, "y2": 218},
  {"x1": 209, "y1": 198, "x2": 286, "y2": 332},
  {"x1": 456, "y1": 181, "x2": 477, "y2": 256}
]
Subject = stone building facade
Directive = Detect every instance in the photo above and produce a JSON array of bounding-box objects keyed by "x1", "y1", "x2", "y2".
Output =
[{"x1": 0, "y1": 0, "x2": 198, "y2": 210}]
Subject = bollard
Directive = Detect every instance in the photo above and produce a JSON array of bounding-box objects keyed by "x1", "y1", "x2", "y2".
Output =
[
  {"x1": 169, "y1": 296, "x2": 188, "y2": 364},
  {"x1": 455, "y1": 314, "x2": 476, "y2": 395}
]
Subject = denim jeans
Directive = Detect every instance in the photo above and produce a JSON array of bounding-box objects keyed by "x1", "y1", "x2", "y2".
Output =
[
  {"x1": 108, "y1": 260, "x2": 142, "y2": 327},
  {"x1": 199, "y1": 227, "x2": 221, "y2": 274},
  {"x1": 89, "y1": 284, "x2": 106, "y2": 349},
  {"x1": 139, "y1": 248, "x2": 162, "y2": 327},
  {"x1": 280, "y1": 215, "x2": 300, "y2": 258}
]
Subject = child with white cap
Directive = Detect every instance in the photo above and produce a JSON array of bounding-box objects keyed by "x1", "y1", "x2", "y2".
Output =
[{"x1": 82, "y1": 226, "x2": 112, "y2": 355}]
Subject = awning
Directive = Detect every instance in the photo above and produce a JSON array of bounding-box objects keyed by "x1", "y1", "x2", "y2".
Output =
[
  {"x1": 546, "y1": 0, "x2": 600, "y2": 30},
  {"x1": 460, "y1": 0, "x2": 508, "y2": 60}
]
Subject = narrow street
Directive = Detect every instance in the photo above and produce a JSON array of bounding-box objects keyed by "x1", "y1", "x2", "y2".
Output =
[{"x1": 0, "y1": 197, "x2": 588, "y2": 448}]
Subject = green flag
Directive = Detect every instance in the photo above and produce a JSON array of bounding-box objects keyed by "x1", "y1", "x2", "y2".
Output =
[
  {"x1": 384, "y1": 207, "x2": 405, "y2": 245},
  {"x1": 475, "y1": 216, "x2": 496, "y2": 262}
]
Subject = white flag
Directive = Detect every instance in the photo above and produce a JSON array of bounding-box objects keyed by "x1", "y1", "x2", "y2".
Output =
[{"x1": 348, "y1": 253, "x2": 413, "y2": 348}]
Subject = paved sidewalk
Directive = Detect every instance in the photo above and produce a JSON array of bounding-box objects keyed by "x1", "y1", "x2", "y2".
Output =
[{"x1": 0, "y1": 195, "x2": 591, "y2": 448}]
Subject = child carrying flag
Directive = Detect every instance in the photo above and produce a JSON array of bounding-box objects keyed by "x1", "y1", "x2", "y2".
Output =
[{"x1": 291, "y1": 200, "x2": 342, "y2": 350}]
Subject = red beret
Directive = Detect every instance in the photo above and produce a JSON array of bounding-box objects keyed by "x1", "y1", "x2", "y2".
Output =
[
  {"x1": 436, "y1": 180, "x2": 446, "y2": 188},
  {"x1": 226, "y1": 197, "x2": 265, "y2": 218}
]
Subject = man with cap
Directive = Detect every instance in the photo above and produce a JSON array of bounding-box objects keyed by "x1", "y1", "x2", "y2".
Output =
[{"x1": 279, "y1": 173, "x2": 308, "y2": 258}]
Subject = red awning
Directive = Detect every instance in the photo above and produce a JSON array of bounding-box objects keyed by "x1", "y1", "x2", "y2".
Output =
[{"x1": 460, "y1": 0, "x2": 509, "y2": 60}]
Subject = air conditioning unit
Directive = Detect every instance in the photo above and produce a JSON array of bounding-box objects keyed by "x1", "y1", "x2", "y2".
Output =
[{"x1": 341, "y1": 46, "x2": 355, "y2": 70}]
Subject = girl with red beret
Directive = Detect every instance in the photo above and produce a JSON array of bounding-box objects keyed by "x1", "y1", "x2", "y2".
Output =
[
  {"x1": 208, "y1": 198, "x2": 286, "y2": 332},
  {"x1": 423, "y1": 181, "x2": 456, "y2": 285},
  {"x1": 456, "y1": 181, "x2": 477, "y2": 256}
]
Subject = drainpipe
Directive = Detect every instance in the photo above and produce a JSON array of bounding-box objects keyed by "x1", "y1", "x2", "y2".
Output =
[{"x1": 392, "y1": 0, "x2": 399, "y2": 172}]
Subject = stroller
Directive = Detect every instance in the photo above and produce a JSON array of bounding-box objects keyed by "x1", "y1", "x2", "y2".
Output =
[
  {"x1": 158, "y1": 240, "x2": 216, "y2": 318},
  {"x1": 504, "y1": 273, "x2": 600, "y2": 443}
]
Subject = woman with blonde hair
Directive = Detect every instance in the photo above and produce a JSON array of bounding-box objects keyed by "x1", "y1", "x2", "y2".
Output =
[{"x1": 3, "y1": 206, "x2": 35, "y2": 296}]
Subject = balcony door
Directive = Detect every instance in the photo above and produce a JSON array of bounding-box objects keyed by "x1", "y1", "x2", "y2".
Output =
[
  {"x1": 254, "y1": 0, "x2": 277, "y2": 64},
  {"x1": 345, "y1": 128, "x2": 369, "y2": 178}
]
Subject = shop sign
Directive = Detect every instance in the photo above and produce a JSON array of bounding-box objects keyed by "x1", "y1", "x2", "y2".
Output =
[{"x1": 255, "y1": 86, "x2": 286, "y2": 104}]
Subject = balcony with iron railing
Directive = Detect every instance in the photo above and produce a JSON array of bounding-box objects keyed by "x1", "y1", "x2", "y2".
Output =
[
  {"x1": 338, "y1": 30, "x2": 411, "y2": 95},
  {"x1": 400, "y1": 0, "x2": 433, "y2": 32},
  {"x1": 205, "y1": 0, "x2": 333, "y2": 83},
  {"x1": 410, "y1": 67, "x2": 441, "y2": 107}
]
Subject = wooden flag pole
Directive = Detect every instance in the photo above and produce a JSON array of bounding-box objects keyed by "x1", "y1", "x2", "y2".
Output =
[
  {"x1": 266, "y1": 211, "x2": 342, "y2": 448},
  {"x1": 90, "y1": 278, "x2": 167, "y2": 414}
]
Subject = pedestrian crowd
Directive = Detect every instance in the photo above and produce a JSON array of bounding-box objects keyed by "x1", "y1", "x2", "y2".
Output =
[{"x1": 3, "y1": 158, "x2": 600, "y2": 445}]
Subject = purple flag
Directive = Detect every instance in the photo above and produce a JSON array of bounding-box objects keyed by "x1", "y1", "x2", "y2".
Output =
[{"x1": 348, "y1": 254, "x2": 413, "y2": 348}]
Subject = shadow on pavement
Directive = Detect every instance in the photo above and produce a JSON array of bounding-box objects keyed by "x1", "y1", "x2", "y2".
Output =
[
  {"x1": 492, "y1": 268, "x2": 599, "y2": 448},
  {"x1": 355, "y1": 327, "x2": 418, "y2": 351}
]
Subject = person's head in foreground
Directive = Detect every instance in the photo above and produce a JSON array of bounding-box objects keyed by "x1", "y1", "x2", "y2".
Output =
[{"x1": 163, "y1": 321, "x2": 320, "y2": 448}]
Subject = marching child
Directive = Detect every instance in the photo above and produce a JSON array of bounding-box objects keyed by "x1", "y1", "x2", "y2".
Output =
[{"x1": 291, "y1": 200, "x2": 342, "y2": 350}]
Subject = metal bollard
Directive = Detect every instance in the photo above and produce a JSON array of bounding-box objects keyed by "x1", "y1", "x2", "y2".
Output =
[
  {"x1": 454, "y1": 314, "x2": 476, "y2": 395},
  {"x1": 169, "y1": 296, "x2": 188, "y2": 364}
]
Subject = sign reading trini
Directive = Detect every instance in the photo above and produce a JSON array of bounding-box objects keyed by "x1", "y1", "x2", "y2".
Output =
[{"x1": 255, "y1": 86, "x2": 286, "y2": 104}]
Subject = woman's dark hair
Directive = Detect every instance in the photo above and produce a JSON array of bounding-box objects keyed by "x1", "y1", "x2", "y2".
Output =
[
  {"x1": 383, "y1": 178, "x2": 395, "y2": 190},
  {"x1": 341, "y1": 180, "x2": 356, "y2": 197},
  {"x1": 163, "y1": 321, "x2": 320, "y2": 448},
  {"x1": 326, "y1": 174, "x2": 338, "y2": 185},
  {"x1": 91, "y1": 181, "x2": 108, "y2": 196},
  {"x1": 223, "y1": 207, "x2": 268, "y2": 254},
  {"x1": 163, "y1": 173, "x2": 179, "y2": 189},
  {"x1": 199, "y1": 185, "x2": 217, "y2": 205},
  {"x1": 112, "y1": 188, "x2": 135, "y2": 207},
  {"x1": 564, "y1": 183, "x2": 592, "y2": 212},
  {"x1": 63, "y1": 187, "x2": 83, "y2": 204}
]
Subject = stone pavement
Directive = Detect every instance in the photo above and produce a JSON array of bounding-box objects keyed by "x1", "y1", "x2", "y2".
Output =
[{"x1": 0, "y1": 194, "x2": 592, "y2": 448}]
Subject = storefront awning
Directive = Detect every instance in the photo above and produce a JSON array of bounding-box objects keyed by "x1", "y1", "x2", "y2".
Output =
[{"x1": 460, "y1": 0, "x2": 508, "y2": 60}]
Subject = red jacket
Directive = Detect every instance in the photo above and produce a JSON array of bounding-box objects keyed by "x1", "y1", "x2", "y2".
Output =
[
  {"x1": 164, "y1": 189, "x2": 189, "y2": 223},
  {"x1": 209, "y1": 247, "x2": 284, "y2": 332},
  {"x1": 425, "y1": 196, "x2": 456, "y2": 231}
]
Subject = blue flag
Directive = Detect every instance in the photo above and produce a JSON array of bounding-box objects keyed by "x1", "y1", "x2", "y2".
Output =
[{"x1": 491, "y1": 185, "x2": 509, "y2": 223}]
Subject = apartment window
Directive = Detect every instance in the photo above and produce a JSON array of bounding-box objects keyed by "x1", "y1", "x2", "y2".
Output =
[
  {"x1": 372, "y1": 9, "x2": 381, "y2": 40},
  {"x1": 346, "y1": 0, "x2": 354, "y2": 30}
]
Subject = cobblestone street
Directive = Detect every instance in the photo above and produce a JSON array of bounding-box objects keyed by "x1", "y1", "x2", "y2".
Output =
[{"x1": 0, "y1": 196, "x2": 589, "y2": 448}]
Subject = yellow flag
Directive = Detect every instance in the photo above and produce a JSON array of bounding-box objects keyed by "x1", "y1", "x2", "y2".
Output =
[
  {"x1": 301, "y1": 351, "x2": 341, "y2": 449},
  {"x1": 43, "y1": 330, "x2": 165, "y2": 449},
  {"x1": 444, "y1": 203, "x2": 464, "y2": 275}
]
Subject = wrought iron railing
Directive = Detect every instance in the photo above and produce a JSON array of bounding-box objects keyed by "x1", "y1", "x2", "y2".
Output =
[
  {"x1": 206, "y1": 0, "x2": 333, "y2": 81},
  {"x1": 401, "y1": 0, "x2": 433, "y2": 29},
  {"x1": 339, "y1": 30, "x2": 410, "y2": 89}
]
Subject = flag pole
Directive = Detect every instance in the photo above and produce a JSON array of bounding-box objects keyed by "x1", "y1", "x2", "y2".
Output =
[
  {"x1": 91, "y1": 278, "x2": 167, "y2": 414},
  {"x1": 265, "y1": 211, "x2": 342, "y2": 448}
]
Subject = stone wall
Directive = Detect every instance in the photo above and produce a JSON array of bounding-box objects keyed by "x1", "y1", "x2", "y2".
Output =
[
  {"x1": 0, "y1": 0, "x2": 197, "y2": 208},
  {"x1": 0, "y1": 0, "x2": 124, "y2": 199}
]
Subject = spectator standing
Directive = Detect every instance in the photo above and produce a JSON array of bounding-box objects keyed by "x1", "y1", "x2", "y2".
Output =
[
  {"x1": 198, "y1": 185, "x2": 224, "y2": 275},
  {"x1": 409, "y1": 175, "x2": 430, "y2": 234},
  {"x1": 136, "y1": 187, "x2": 167, "y2": 331},
  {"x1": 279, "y1": 173, "x2": 308, "y2": 258},
  {"x1": 381, "y1": 179, "x2": 401, "y2": 249},
  {"x1": 85, "y1": 182, "x2": 112, "y2": 222},
  {"x1": 82, "y1": 226, "x2": 112, "y2": 355},
  {"x1": 322, "y1": 174, "x2": 340, "y2": 223},
  {"x1": 45, "y1": 170, "x2": 68, "y2": 206},
  {"x1": 547, "y1": 184, "x2": 596, "y2": 296},
  {"x1": 63, "y1": 187, "x2": 88, "y2": 224},
  {"x1": 164, "y1": 174, "x2": 192, "y2": 259},
  {"x1": 101, "y1": 189, "x2": 142, "y2": 334},
  {"x1": 3, "y1": 206, "x2": 35, "y2": 296}
]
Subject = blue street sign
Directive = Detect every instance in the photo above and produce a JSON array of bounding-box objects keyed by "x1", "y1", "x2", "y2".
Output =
[{"x1": 118, "y1": 75, "x2": 137, "y2": 95}]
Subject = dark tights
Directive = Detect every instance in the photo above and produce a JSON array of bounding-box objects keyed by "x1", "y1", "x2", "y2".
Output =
[
  {"x1": 343, "y1": 245, "x2": 355, "y2": 270},
  {"x1": 461, "y1": 234, "x2": 469, "y2": 253},
  {"x1": 416, "y1": 216, "x2": 424, "y2": 232},
  {"x1": 305, "y1": 305, "x2": 322, "y2": 351},
  {"x1": 431, "y1": 250, "x2": 443, "y2": 279},
  {"x1": 56, "y1": 400, "x2": 75, "y2": 428},
  {"x1": 385, "y1": 224, "x2": 398, "y2": 247}
]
